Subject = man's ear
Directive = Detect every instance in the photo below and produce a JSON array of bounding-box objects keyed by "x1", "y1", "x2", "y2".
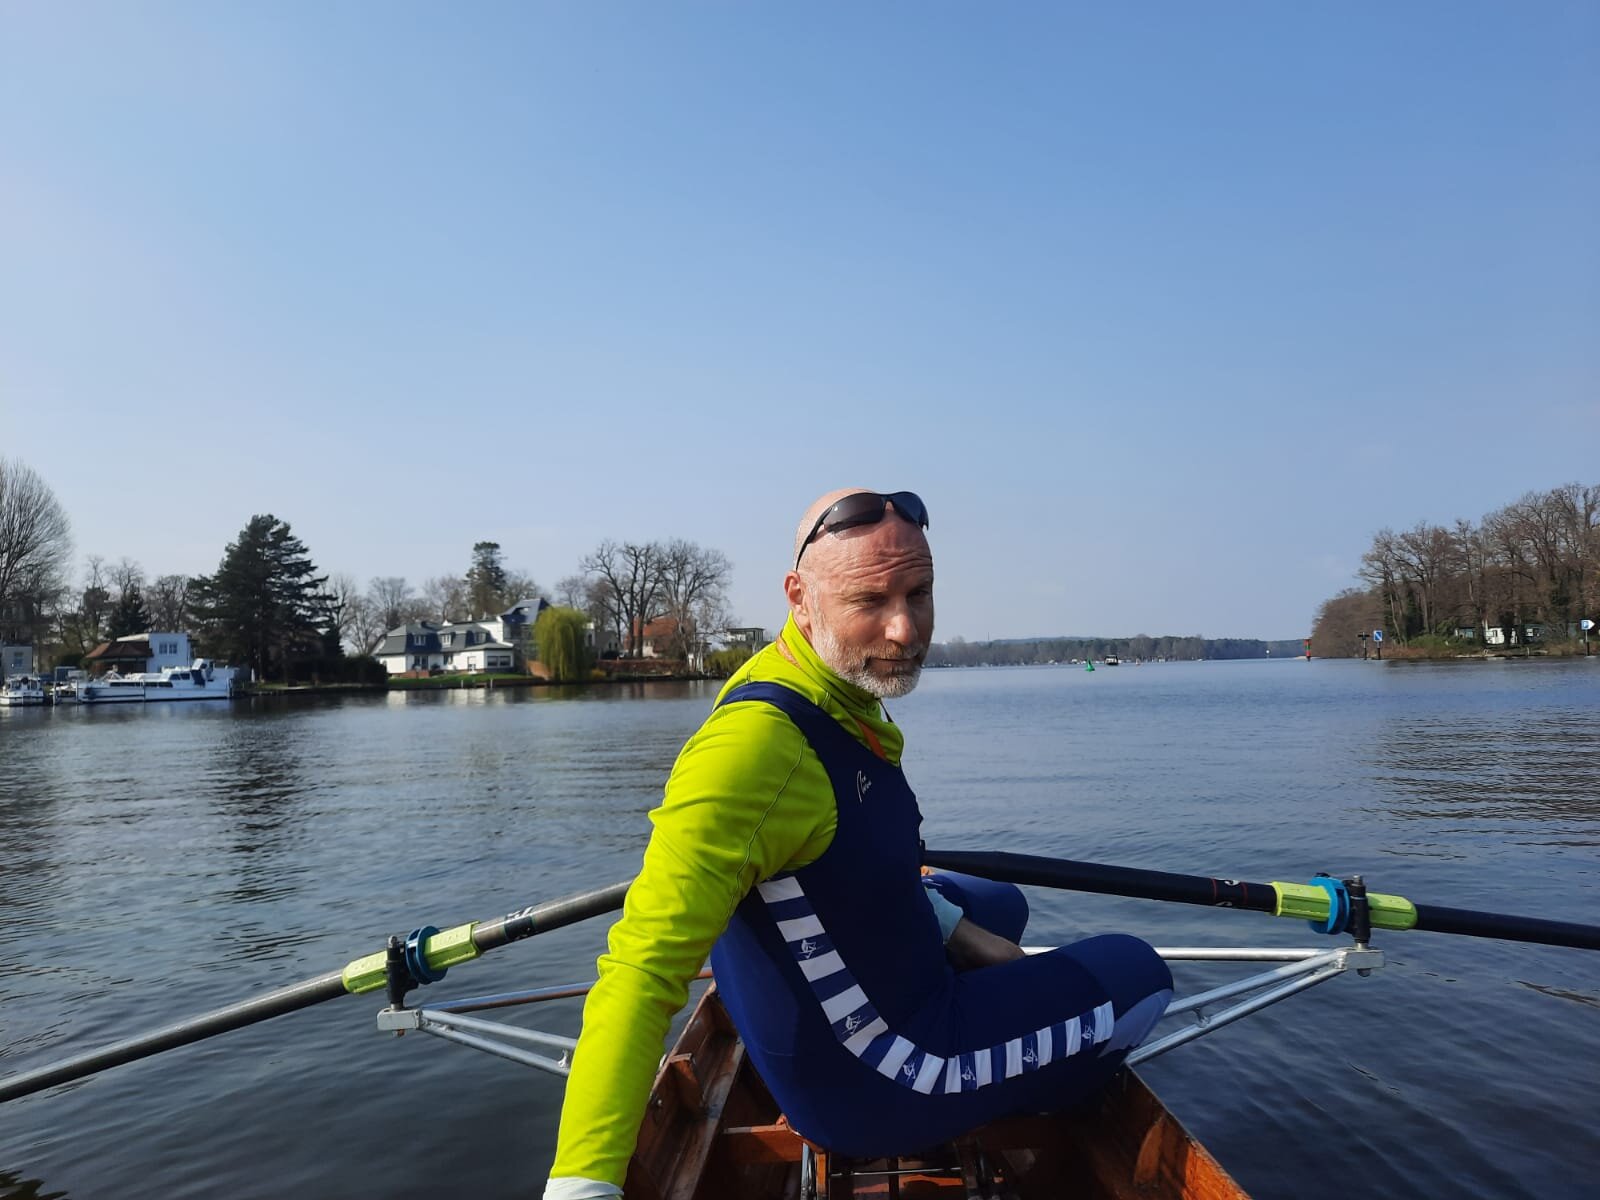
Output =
[{"x1": 783, "y1": 570, "x2": 806, "y2": 614}]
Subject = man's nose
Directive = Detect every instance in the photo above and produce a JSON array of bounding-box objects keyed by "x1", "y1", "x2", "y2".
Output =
[{"x1": 885, "y1": 604, "x2": 918, "y2": 646}]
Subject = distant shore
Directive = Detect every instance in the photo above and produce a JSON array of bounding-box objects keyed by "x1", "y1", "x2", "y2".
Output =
[{"x1": 1333, "y1": 642, "x2": 1595, "y2": 662}]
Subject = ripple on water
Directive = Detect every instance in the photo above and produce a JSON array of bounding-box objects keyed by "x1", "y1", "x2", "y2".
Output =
[{"x1": 2, "y1": 668, "x2": 1598, "y2": 1199}]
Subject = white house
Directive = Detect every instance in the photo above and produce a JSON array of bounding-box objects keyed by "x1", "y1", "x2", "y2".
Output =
[
  {"x1": 1, "y1": 643, "x2": 33, "y2": 679},
  {"x1": 373, "y1": 599, "x2": 548, "y2": 676},
  {"x1": 84, "y1": 632, "x2": 197, "y2": 675},
  {"x1": 374, "y1": 621, "x2": 513, "y2": 675}
]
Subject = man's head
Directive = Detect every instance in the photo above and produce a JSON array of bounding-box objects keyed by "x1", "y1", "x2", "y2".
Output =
[{"x1": 784, "y1": 488, "x2": 934, "y2": 699}]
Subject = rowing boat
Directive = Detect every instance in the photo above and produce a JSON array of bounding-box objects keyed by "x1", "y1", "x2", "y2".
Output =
[{"x1": 628, "y1": 984, "x2": 1248, "y2": 1200}]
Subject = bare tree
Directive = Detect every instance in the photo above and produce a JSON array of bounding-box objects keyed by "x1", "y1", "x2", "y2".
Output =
[
  {"x1": 346, "y1": 595, "x2": 384, "y2": 655},
  {"x1": 502, "y1": 569, "x2": 544, "y2": 606},
  {"x1": 657, "y1": 539, "x2": 733, "y2": 664},
  {"x1": 1392, "y1": 523, "x2": 1455, "y2": 636},
  {"x1": 1310, "y1": 588, "x2": 1383, "y2": 656},
  {"x1": 1358, "y1": 530, "x2": 1408, "y2": 640},
  {"x1": 0, "y1": 458, "x2": 73, "y2": 651},
  {"x1": 581, "y1": 540, "x2": 665, "y2": 657},
  {"x1": 421, "y1": 574, "x2": 468, "y2": 623},
  {"x1": 325, "y1": 573, "x2": 365, "y2": 651},
  {"x1": 148, "y1": 574, "x2": 193, "y2": 631},
  {"x1": 57, "y1": 556, "x2": 113, "y2": 658},
  {"x1": 108, "y1": 557, "x2": 144, "y2": 605},
  {"x1": 368, "y1": 577, "x2": 414, "y2": 631},
  {"x1": 554, "y1": 574, "x2": 589, "y2": 609}
]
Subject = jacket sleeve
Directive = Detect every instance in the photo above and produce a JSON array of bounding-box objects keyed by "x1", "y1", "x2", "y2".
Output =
[{"x1": 548, "y1": 700, "x2": 834, "y2": 1187}]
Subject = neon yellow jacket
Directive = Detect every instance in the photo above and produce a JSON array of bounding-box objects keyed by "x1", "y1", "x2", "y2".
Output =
[{"x1": 547, "y1": 615, "x2": 908, "y2": 1189}]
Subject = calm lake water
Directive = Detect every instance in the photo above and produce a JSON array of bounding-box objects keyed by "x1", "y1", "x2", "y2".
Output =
[{"x1": 2, "y1": 659, "x2": 1598, "y2": 1198}]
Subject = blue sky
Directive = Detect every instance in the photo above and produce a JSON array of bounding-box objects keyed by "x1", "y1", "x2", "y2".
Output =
[{"x1": 2, "y1": 4, "x2": 1595, "y2": 640}]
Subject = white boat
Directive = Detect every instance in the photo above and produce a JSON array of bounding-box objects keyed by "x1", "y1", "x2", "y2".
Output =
[
  {"x1": 71, "y1": 660, "x2": 237, "y2": 704},
  {"x1": 0, "y1": 675, "x2": 51, "y2": 706}
]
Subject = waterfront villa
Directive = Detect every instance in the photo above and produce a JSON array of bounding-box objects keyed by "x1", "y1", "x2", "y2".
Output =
[{"x1": 374, "y1": 598, "x2": 549, "y2": 676}]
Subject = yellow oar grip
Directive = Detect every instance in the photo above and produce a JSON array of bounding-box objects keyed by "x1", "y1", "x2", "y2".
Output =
[
  {"x1": 1272, "y1": 882, "x2": 1418, "y2": 931},
  {"x1": 341, "y1": 922, "x2": 482, "y2": 994}
]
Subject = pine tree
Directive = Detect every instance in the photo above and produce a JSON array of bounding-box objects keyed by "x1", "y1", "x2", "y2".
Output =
[
  {"x1": 465, "y1": 541, "x2": 508, "y2": 618},
  {"x1": 107, "y1": 582, "x2": 151, "y2": 639},
  {"x1": 190, "y1": 515, "x2": 330, "y2": 682}
]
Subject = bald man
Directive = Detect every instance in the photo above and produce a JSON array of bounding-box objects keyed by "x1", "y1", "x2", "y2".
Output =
[{"x1": 546, "y1": 490, "x2": 1172, "y2": 1199}]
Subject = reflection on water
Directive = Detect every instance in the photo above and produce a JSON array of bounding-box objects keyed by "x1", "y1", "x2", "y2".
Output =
[{"x1": 1, "y1": 664, "x2": 1597, "y2": 1200}]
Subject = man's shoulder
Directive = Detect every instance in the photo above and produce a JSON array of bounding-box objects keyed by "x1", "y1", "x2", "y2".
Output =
[{"x1": 695, "y1": 681, "x2": 814, "y2": 751}]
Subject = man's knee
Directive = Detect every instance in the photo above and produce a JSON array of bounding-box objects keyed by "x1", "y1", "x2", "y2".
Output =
[{"x1": 1062, "y1": 933, "x2": 1172, "y2": 1007}]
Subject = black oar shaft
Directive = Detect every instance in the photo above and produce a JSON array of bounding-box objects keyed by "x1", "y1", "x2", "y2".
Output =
[
  {"x1": 474, "y1": 880, "x2": 633, "y2": 951},
  {"x1": 1414, "y1": 904, "x2": 1600, "y2": 951},
  {"x1": 0, "y1": 970, "x2": 347, "y2": 1105},
  {"x1": 925, "y1": 848, "x2": 1600, "y2": 953},
  {"x1": 923, "y1": 849, "x2": 1280, "y2": 915}
]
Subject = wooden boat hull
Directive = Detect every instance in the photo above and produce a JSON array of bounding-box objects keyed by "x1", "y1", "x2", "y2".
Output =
[{"x1": 629, "y1": 985, "x2": 1249, "y2": 1200}]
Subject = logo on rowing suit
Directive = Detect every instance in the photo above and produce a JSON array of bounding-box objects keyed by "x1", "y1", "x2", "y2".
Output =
[
  {"x1": 798, "y1": 937, "x2": 818, "y2": 959},
  {"x1": 1080, "y1": 1020, "x2": 1095, "y2": 1044},
  {"x1": 961, "y1": 1065, "x2": 976, "y2": 1084},
  {"x1": 844, "y1": 1014, "x2": 863, "y2": 1034},
  {"x1": 902, "y1": 1062, "x2": 917, "y2": 1080},
  {"x1": 856, "y1": 770, "x2": 872, "y2": 803},
  {"x1": 1022, "y1": 1047, "x2": 1036, "y2": 1065}
]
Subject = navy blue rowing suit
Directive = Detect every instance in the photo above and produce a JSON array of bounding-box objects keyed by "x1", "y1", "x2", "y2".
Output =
[{"x1": 709, "y1": 683, "x2": 1174, "y2": 1158}]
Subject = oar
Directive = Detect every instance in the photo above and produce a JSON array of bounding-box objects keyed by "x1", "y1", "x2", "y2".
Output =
[
  {"x1": 923, "y1": 849, "x2": 1600, "y2": 952},
  {"x1": 0, "y1": 879, "x2": 633, "y2": 1105}
]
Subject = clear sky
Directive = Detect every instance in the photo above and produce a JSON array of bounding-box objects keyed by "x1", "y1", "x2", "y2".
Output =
[{"x1": 2, "y1": 4, "x2": 1595, "y2": 641}]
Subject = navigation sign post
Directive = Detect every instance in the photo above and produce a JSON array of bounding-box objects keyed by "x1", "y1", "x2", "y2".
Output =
[
  {"x1": 1358, "y1": 631, "x2": 1369, "y2": 660},
  {"x1": 1584, "y1": 618, "x2": 1594, "y2": 656},
  {"x1": 1373, "y1": 629, "x2": 1384, "y2": 660}
]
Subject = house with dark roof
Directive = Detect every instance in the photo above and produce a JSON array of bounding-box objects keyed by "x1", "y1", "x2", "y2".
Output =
[{"x1": 373, "y1": 598, "x2": 549, "y2": 675}]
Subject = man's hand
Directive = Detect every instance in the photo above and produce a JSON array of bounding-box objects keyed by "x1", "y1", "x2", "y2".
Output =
[{"x1": 944, "y1": 917, "x2": 1026, "y2": 971}]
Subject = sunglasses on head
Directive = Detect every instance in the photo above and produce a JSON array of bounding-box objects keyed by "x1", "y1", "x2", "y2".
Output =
[{"x1": 795, "y1": 491, "x2": 930, "y2": 569}]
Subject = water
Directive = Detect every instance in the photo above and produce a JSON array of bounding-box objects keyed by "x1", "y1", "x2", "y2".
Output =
[{"x1": 2, "y1": 660, "x2": 1597, "y2": 1198}]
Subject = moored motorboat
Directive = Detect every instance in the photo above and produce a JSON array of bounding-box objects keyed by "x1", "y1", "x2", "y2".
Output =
[
  {"x1": 628, "y1": 985, "x2": 1248, "y2": 1199},
  {"x1": 70, "y1": 659, "x2": 237, "y2": 704},
  {"x1": 0, "y1": 675, "x2": 51, "y2": 706}
]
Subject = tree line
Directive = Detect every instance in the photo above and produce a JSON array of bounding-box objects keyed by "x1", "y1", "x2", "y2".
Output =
[
  {"x1": 1310, "y1": 482, "x2": 1599, "y2": 655},
  {"x1": 0, "y1": 458, "x2": 738, "y2": 682},
  {"x1": 928, "y1": 634, "x2": 1303, "y2": 667}
]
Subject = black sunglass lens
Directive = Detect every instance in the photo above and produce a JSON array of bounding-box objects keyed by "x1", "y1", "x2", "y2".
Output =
[
  {"x1": 821, "y1": 492, "x2": 890, "y2": 534},
  {"x1": 885, "y1": 492, "x2": 929, "y2": 528}
]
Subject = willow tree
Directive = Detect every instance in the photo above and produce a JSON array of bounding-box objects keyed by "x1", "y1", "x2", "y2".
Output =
[{"x1": 534, "y1": 605, "x2": 593, "y2": 683}]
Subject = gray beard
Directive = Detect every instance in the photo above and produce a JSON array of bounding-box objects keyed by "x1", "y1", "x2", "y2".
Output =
[{"x1": 809, "y1": 615, "x2": 923, "y2": 699}]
